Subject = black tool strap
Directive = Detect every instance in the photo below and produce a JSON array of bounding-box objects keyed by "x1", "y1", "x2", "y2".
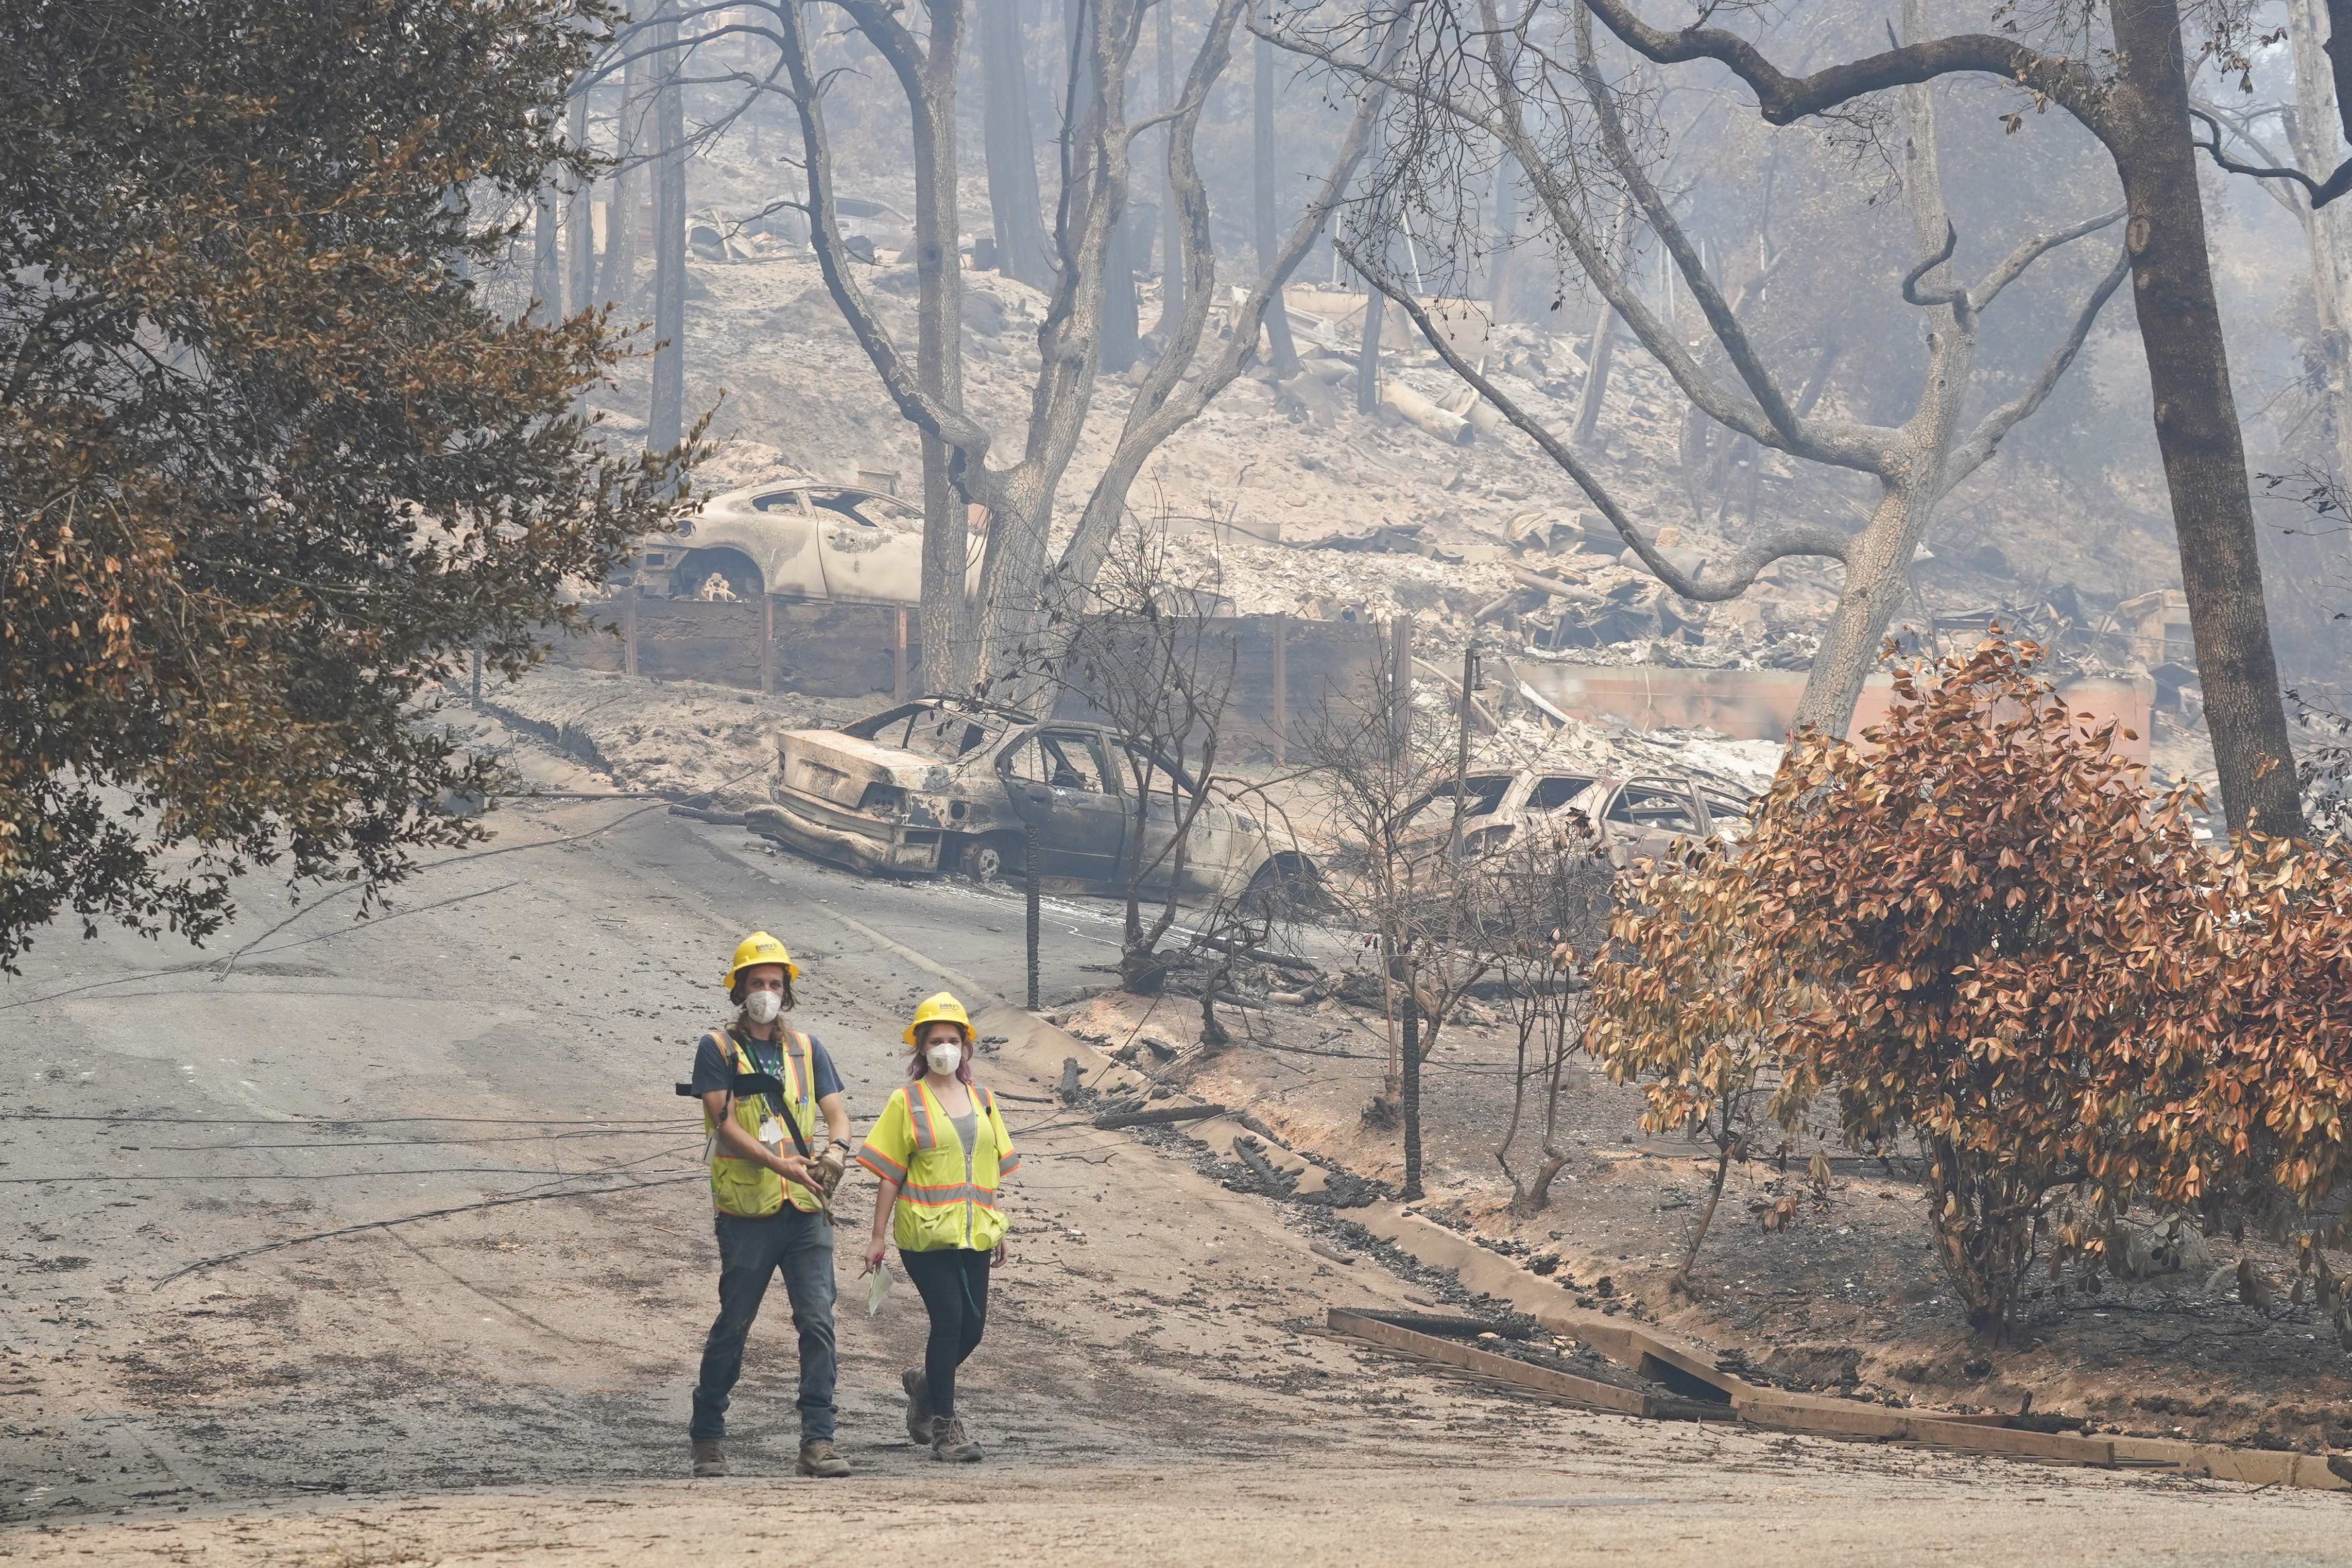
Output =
[{"x1": 730, "y1": 1029, "x2": 817, "y2": 1163}]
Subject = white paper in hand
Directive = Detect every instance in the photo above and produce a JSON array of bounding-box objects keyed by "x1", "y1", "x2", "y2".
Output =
[{"x1": 866, "y1": 1261, "x2": 892, "y2": 1317}]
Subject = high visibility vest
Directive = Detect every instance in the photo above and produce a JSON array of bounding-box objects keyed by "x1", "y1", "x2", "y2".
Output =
[
  {"x1": 855, "y1": 1079, "x2": 1020, "y2": 1252},
  {"x1": 703, "y1": 1027, "x2": 824, "y2": 1218}
]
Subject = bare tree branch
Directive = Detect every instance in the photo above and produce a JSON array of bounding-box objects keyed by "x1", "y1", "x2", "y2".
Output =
[
  {"x1": 1969, "y1": 206, "x2": 2124, "y2": 311},
  {"x1": 1567, "y1": 5, "x2": 1804, "y2": 443},
  {"x1": 1900, "y1": 221, "x2": 1964, "y2": 307},
  {"x1": 774, "y1": 0, "x2": 1004, "y2": 506},
  {"x1": 1946, "y1": 245, "x2": 2132, "y2": 487},
  {"x1": 1343, "y1": 240, "x2": 1852, "y2": 601},
  {"x1": 1576, "y1": 0, "x2": 2108, "y2": 133},
  {"x1": 2190, "y1": 107, "x2": 2352, "y2": 208}
]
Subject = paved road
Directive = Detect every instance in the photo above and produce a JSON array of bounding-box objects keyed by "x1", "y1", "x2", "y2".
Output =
[{"x1": 4, "y1": 759, "x2": 2346, "y2": 1562}]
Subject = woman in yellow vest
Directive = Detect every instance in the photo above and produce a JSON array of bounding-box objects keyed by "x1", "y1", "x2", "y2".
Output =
[{"x1": 856, "y1": 991, "x2": 1019, "y2": 1463}]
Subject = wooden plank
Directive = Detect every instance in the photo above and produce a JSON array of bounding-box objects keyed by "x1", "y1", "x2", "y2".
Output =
[
  {"x1": 1741, "y1": 1401, "x2": 2115, "y2": 1464},
  {"x1": 1327, "y1": 1309, "x2": 1653, "y2": 1417}
]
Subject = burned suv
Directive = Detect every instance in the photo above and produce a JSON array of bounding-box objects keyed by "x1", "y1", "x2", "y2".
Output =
[
  {"x1": 746, "y1": 698, "x2": 1315, "y2": 902},
  {"x1": 1404, "y1": 768, "x2": 1755, "y2": 867}
]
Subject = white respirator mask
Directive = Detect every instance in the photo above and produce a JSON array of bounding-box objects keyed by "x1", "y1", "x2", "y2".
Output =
[
  {"x1": 924, "y1": 1041, "x2": 963, "y2": 1076},
  {"x1": 742, "y1": 990, "x2": 783, "y2": 1025}
]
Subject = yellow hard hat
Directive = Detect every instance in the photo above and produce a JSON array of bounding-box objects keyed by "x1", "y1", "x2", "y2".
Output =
[
  {"x1": 903, "y1": 991, "x2": 973, "y2": 1047},
  {"x1": 723, "y1": 931, "x2": 800, "y2": 988}
]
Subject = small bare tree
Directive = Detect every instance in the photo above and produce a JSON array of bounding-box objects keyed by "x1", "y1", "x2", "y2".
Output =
[
  {"x1": 1049, "y1": 513, "x2": 1240, "y2": 994},
  {"x1": 1487, "y1": 823, "x2": 1615, "y2": 1217},
  {"x1": 1299, "y1": 640, "x2": 1497, "y2": 1201}
]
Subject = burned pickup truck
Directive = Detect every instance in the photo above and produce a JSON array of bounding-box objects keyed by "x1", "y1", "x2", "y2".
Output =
[{"x1": 745, "y1": 698, "x2": 1316, "y2": 903}]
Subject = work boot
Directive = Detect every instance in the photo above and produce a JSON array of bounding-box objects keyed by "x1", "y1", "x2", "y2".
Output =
[
  {"x1": 930, "y1": 1416, "x2": 982, "y2": 1463},
  {"x1": 902, "y1": 1366, "x2": 935, "y2": 1445},
  {"x1": 690, "y1": 1439, "x2": 726, "y2": 1478},
  {"x1": 795, "y1": 1439, "x2": 852, "y2": 1478}
]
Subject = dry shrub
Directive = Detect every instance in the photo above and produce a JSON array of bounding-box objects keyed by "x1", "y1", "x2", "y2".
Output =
[{"x1": 1595, "y1": 633, "x2": 2352, "y2": 1337}]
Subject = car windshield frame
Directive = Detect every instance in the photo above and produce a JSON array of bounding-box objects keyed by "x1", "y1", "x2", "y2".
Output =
[
  {"x1": 840, "y1": 701, "x2": 1017, "y2": 763},
  {"x1": 1404, "y1": 774, "x2": 1515, "y2": 833},
  {"x1": 806, "y1": 488, "x2": 918, "y2": 529},
  {"x1": 1529, "y1": 774, "x2": 1600, "y2": 813}
]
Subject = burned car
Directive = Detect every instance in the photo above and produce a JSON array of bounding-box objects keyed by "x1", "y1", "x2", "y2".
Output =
[
  {"x1": 614, "y1": 480, "x2": 982, "y2": 608},
  {"x1": 1404, "y1": 768, "x2": 1754, "y2": 868},
  {"x1": 744, "y1": 698, "x2": 1317, "y2": 903}
]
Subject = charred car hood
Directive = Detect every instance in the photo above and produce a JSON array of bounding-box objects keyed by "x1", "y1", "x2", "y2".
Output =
[{"x1": 778, "y1": 729, "x2": 956, "y2": 806}]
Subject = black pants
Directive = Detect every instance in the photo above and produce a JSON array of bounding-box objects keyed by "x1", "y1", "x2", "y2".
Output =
[{"x1": 900, "y1": 1246, "x2": 991, "y2": 1418}]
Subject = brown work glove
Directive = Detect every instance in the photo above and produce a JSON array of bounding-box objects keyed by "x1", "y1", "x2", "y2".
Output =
[{"x1": 811, "y1": 1144, "x2": 848, "y2": 1198}]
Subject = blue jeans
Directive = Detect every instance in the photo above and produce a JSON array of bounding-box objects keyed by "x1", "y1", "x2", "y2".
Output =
[{"x1": 691, "y1": 1207, "x2": 837, "y2": 1442}]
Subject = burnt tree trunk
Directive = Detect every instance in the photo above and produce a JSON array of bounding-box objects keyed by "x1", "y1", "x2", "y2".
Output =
[
  {"x1": 532, "y1": 179, "x2": 560, "y2": 325},
  {"x1": 1673, "y1": 1136, "x2": 1733, "y2": 1294},
  {"x1": 1486, "y1": 153, "x2": 1521, "y2": 321},
  {"x1": 1254, "y1": 33, "x2": 1299, "y2": 376},
  {"x1": 564, "y1": 81, "x2": 593, "y2": 316},
  {"x1": 1068, "y1": 0, "x2": 1138, "y2": 376},
  {"x1": 602, "y1": 41, "x2": 646, "y2": 307},
  {"x1": 648, "y1": 4, "x2": 686, "y2": 453},
  {"x1": 1101, "y1": 216, "x2": 1140, "y2": 372},
  {"x1": 2107, "y1": 0, "x2": 2305, "y2": 837},
  {"x1": 980, "y1": 0, "x2": 1052, "y2": 290},
  {"x1": 911, "y1": 4, "x2": 972, "y2": 692},
  {"x1": 1572, "y1": 299, "x2": 1615, "y2": 445},
  {"x1": 1154, "y1": 0, "x2": 1185, "y2": 336},
  {"x1": 1399, "y1": 959, "x2": 1424, "y2": 1201}
]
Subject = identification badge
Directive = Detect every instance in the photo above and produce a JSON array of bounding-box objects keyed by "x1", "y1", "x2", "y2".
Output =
[{"x1": 758, "y1": 1118, "x2": 784, "y2": 1148}]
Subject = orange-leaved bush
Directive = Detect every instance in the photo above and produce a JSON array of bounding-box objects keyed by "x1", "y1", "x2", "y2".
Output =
[
  {"x1": 1597, "y1": 634, "x2": 2239, "y2": 1335},
  {"x1": 1588, "y1": 830, "x2": 1821, "y2": 1291},
  {"x1": 2150, "y1": 833, "x2": 2352, "y2": 1257}
]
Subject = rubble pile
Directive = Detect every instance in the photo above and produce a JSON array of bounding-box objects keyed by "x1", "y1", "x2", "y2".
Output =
[{"x1": 470, "y1": 663, "x2": 885, "y2": 805}]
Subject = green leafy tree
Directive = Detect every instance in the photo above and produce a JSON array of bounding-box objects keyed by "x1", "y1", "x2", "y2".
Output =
[{"x1": 1, "y1": 0, "x2": 696, "y2": 968}]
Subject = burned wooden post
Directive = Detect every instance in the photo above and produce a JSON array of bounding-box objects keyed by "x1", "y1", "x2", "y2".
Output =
[
  {"x1": 1388, "y1": 617, "x2": 1412, "y2": 750},
  {"x1": 761, "y1": 596, "x2": 775, "y2": 695},
  {"x1": 1025, "y1": 821, "x2": 1041, "y2": 1011},
  {"x1": 1271, "y1": 611, "x2": 1288, "y2": 766}
]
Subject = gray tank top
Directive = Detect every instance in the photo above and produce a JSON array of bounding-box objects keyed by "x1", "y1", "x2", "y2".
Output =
[{"x1": 950, "y1": 1109, "x2": 979, "y2": 1184}]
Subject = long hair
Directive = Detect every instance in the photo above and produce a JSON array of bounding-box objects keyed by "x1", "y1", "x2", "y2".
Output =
[{"x1": 906, "y1": 1019, "x2": 974, "y2": 1084}]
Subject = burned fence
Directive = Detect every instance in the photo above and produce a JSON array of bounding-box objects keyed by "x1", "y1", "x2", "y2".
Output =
[{"x1": 545, "y1": 594, "x2": 1388, "y2": 756}]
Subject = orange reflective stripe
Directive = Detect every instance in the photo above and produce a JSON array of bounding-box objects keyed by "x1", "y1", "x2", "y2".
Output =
[
  {"x1": 856, "y1": 1146, "x2": 908, "y2": 1183},
  {"x1": 899, "y1": 1180, "x2": 996, "y2": 1205},
  {"x1": 908, "y1": 1082, "x2": 938, "y2": 1150}
]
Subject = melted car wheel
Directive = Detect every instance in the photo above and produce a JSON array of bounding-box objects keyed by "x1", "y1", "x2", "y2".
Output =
[{"x1": 958, "y1": 834, "x2": 1020, "y2": 883}]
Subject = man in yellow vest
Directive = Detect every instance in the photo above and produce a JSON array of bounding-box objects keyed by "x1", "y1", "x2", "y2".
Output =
[{"x1": 688, "y1": 933, "x2": 853, "y2": 1479}]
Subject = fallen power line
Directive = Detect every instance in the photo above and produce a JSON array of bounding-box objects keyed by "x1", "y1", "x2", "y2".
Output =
[
  {"x1": 151, "y1": 1173, "x2": 705, "y2": 1287},
  {"x1": 6, "y1": 1112, "x2": 685, "y2": 1127}
]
